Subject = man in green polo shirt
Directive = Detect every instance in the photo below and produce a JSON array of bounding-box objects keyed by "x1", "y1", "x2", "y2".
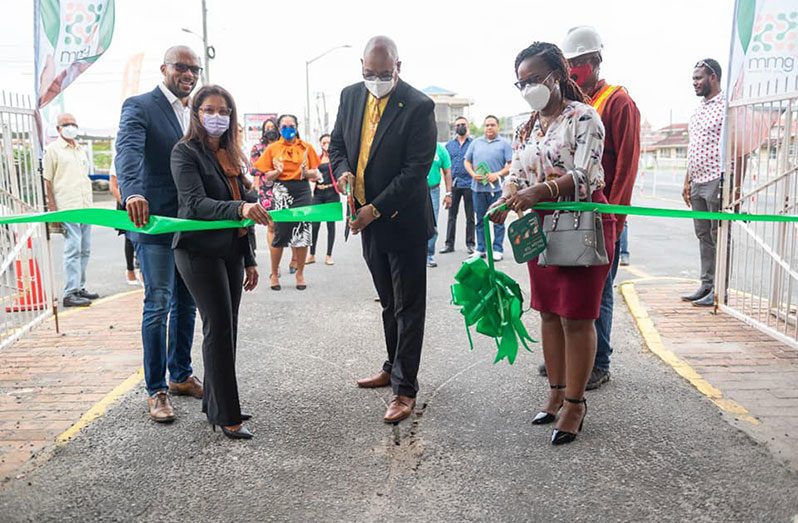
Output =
[{"x1": 427, "y1": 142, "x2": 452, "y2": 267}]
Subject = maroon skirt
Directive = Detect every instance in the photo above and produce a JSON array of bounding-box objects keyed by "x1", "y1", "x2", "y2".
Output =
[{"x1": 526, "y1": 192, "x2": 616, "y2": 320}]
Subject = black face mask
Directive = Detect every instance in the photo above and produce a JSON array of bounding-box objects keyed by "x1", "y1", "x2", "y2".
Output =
[
  {"x1": 263, "y1": 130, "x2": 279, "y2": 143},
  {"x1": 455, "y1": 124, "x2": 467, "y2": 136}
]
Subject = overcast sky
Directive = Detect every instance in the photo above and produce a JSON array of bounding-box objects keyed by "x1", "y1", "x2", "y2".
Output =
[{"x1": 1, "y1": 0, "x2": 734, "y2": 134}]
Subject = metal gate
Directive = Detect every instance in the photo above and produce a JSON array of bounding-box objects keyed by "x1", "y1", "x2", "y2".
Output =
[
  {"x1": 716, "y1": 79, "x2": 798, "y2": 348},
  {"x1": 0, "y1": 92, "x2": 56, "y2": 349}
]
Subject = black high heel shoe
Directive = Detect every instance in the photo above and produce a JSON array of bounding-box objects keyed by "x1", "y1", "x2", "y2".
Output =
[
  {"x1": 551, "y1": 397, "x2": 587, "y2": 446},
  {"x1": 240, "y1": 412, "x2": 252, "y2": 421},
  {"x1": 532, "y1": 384, "x2": 565, "y2": 425},
  {"x1": 212, "y1": 424, "x2": 254, "y2": 440}
]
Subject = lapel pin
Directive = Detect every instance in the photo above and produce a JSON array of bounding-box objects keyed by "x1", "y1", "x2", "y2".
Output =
[{"x1": 398, "y1": 102, "x2": 404, "y2": 108}]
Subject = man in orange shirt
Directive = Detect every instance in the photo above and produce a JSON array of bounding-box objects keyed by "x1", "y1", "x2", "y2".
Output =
[{"x1": 561, "y1": 26, "x2": 641, "y2": 390}]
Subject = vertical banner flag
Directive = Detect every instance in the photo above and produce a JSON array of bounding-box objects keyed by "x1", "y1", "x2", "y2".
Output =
[
  {"x1": 726, "y1": 0, "x2": 798, "y2": 156},
  {"x1": 728, "y1": 0, "x2": 797, "y2": 100},
  {"x1": 120, "y1": 52, "x2": 145, "y2": 102},
  {"x1": 34, "y1": 0, "x2": 115, "y2": 110}
]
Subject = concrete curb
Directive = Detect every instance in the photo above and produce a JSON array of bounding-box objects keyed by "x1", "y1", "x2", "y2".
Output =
[{"x1": 619, "y1": 280, "x2": 759, "y2": 425}]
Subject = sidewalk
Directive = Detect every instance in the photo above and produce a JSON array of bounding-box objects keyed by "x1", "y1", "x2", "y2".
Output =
[
  {"x1": 0, "y1": 291, "x2": 143, "y2": 482},
  {"x1": 622, "y1": 279, "x2": 798, "y2": 470}
]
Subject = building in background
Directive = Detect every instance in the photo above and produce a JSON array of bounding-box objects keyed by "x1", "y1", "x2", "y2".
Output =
[
  {"x1": 639, "y1": 118, "x2": 664, "y2": 171},
  {"x1": 422, "y1": 86, "x2": 473, "y2": 142},
  {"x1": 650, "y1": 123, "x2": 689, "y2": 171}
]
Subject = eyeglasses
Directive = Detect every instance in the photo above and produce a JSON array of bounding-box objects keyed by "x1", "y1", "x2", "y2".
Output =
[
  {"x1": 514, "y1": 71, "x2": 553, "y2": 91},
  {"x1": 695, "y1": 61, "x2": 718, "y2": 77},
  {"x1": 363, "y1": 71, "x2": 395, "y2": 82},
  {"x1": 166, "y1": 62, "x2": 203, "y2": 75},
  {"x1": 199, "y1": 106, "x2": 232, "y2": 116}
]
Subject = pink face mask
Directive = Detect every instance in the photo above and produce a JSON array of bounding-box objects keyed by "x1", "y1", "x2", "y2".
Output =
[{"x1": 569, "y1": 63, "x2": 593, "y2": 88}]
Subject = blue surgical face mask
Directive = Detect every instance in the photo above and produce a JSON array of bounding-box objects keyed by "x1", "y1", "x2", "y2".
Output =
[
  {"x1": 203, "y1": 114, "x2": 230, "y2": 137},
  {"x1": 281, "y1": 126, "x2": 297, "y2": 140}
]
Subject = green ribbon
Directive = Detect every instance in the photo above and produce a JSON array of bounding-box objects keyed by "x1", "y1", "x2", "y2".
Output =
[
  {"x1": 534, "y1": 201, "x2": 798, "y2": 222},
  {"x1": 0, "y1": 202, "x2": 343, "y2": 234},
  {"x1": 450, "y1": 204, "x2": 535, "y2": 364}
]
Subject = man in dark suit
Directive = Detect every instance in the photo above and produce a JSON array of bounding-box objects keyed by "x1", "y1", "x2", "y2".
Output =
[
  {"x1": 115, "y1": 46, "x2": 202, "y2": 423},
  {"x1": 329, "y1": 36, "x2": 436, "y2": 423}
]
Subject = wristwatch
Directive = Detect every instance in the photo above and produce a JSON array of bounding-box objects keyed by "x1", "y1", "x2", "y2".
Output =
[{"x1": 444, "y1": 192, "x2": 452, "y2": 197}]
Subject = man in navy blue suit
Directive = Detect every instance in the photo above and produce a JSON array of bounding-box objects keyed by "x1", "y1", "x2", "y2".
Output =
[{"x1": 115, "y1": 46, "x2": 202, "y2": 423}]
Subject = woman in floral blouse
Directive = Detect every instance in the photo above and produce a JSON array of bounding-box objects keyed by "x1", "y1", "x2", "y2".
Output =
[{"x1": 490, "y1": 42, "x2": 615, "y2": 446}]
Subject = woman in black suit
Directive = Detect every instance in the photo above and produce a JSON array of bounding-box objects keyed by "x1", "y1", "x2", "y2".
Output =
[{"x1": 170, "y1": 85, "x2": 271, "y2": 440}]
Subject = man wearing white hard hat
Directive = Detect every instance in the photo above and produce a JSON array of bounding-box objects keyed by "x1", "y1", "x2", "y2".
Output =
[{"x1": 555, "y1": 26, "x2": 641, "y2": 390}]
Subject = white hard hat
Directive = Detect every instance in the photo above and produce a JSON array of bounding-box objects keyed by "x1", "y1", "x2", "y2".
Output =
[{"x1": 562, "y1": 26, "x2": 603, "y2": 60}]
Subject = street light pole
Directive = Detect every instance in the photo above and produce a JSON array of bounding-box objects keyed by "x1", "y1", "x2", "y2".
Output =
[
  {"x1": 181, "y1": 1, "x2": 214, "y2": 85},
  {"x1": 305, "y1": 44, "x2": 351, "y2": 138},
  {"x1": 201, "y1": 0, "x2": 210, "y2": 84},
  {"x1": 305, "y1": 60, "x2": 311, "y2": 141}
]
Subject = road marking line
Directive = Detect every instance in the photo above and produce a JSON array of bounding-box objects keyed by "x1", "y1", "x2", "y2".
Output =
[
  {"x1": 620, "y1": 264, "x2": 651, "y2": 279},
  {"x1": 54, "y1": 288, "x2": 143, "y2": 320},
  {"x1": 55, "y1": 368, "x2": 144, "y2": 444},
  {"x1": 620, "y1": 281, "x2": 759, "y2": 425}
]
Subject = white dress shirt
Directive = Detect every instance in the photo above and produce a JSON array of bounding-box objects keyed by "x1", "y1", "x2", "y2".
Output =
[{"x1": 158, "y1": 83, "x2": 191, "y2": 133}]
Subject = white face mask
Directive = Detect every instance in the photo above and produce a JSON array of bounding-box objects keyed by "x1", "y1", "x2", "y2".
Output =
[
  {"x1": 521, "y1": 73, "x2": 554, "y2": 112},
  {"x1": 364, "y1": 77, "x2": 395, "y2": 99},
  {"x1": 60, "y1": 125, "x2": 79, "y2": 140}
]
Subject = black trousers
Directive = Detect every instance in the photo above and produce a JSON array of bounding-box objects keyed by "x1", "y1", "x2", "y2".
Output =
[
  {"x1": 444, "y1": 186, "x2": 475, "y2": 249},
  {"x1": 362, "y1": 235, "x2": 426, "y2": 397},
  {"x1": 311, "y1": 188, "x2": 339, "y2": 256},
  {"x1": 124, "y1": 237, "x2": 135, "y2": 271},
  {"x1": 174, "y1": 249, "x2": 244, "y2": 426}
]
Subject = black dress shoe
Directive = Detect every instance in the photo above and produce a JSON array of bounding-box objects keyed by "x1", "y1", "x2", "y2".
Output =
[
  {"x1": 551, "y1": 398, "x2": 587, "y2": 446},
  {"x1": 681, "y1": 285, "x2": 711, "y2": 302},
  {"x1": 692, "y1": 290, "x2": 715, "y2": 307},
  {"x1": 77, "y1": 289, "x2": 100, "y2": 300},
  {"x1": 63, "y1": 293, "x2": 91, "y2": 307},
  {"x1": 240, "y1": 412, "x2": 252, "y2": 421},
  {"x1": 213, "y1": 424, "x2": 254, "y2": 439},
  {"x1": 439, "y1": 246, "x2": 454, "y2": 254}
]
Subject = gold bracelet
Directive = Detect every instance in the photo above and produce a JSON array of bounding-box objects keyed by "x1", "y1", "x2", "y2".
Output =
[
  {"x1": 550, "y1": 180, "x2": 560, "y2": 198},
  {"x1": 543, "y1": 181, "x2": 555, "y2": 199}
]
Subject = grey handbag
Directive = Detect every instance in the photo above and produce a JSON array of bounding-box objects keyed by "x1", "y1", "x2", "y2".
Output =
[{"x1": 538, "y1": 170, "x2": 609, "y2": 267}]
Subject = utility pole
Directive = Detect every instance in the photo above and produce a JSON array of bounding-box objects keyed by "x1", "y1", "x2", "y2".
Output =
[
  {"x1": 305, "y1": 44, "x2": 351, "y2": 138},
  {"x1": 201, "y1": 0, "x2": 210, "y2": 84}
]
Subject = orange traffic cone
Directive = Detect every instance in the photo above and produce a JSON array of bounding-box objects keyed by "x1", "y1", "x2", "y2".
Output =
[{"x1": 6, "y1": 237, "x2": 47, "y2": 313}]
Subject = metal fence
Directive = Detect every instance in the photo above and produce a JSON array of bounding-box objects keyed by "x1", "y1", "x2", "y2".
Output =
[
  {"x1": 716, "y1": 78, "x2": 798, "y2": 348},
  {"x1": 0, "y1": 92, "x2": 56, "y2": 350}
]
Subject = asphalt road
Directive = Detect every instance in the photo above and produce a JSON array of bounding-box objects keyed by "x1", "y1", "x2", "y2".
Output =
[{"x1": 1, "y1": 199, "x2": 797, "y2": 521}]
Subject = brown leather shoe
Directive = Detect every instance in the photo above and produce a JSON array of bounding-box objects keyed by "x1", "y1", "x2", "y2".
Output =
[
  {"x1": 356, "y1": 370, "x2": 391, "y2": 388},
  {"x1": 383, "y1": 395, "x2": 416, "y2": 423},
  {"x1": 169, "y1": 375, "x2": 203, "y2": 399},
  {"x1": 147, "y1": 391, "x2": 176, "y2": 423}
]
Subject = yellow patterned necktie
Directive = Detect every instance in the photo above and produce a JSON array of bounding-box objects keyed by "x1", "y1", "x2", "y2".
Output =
[{"x1": 354, "y1": 99, "x2": 383, "y2": 205}]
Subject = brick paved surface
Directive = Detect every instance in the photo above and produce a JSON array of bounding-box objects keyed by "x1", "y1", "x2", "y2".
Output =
[
  {"x1": 0, "y1": 291, "x2": 143, "y2": 481},
  {"x1": 632, "y1": 280, "x2": 798, "y2": 470}
]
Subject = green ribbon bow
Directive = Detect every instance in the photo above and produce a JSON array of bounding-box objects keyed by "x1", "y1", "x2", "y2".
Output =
[{"x1": 450, "y1": 204, "x2": 535, "y2": 364}]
